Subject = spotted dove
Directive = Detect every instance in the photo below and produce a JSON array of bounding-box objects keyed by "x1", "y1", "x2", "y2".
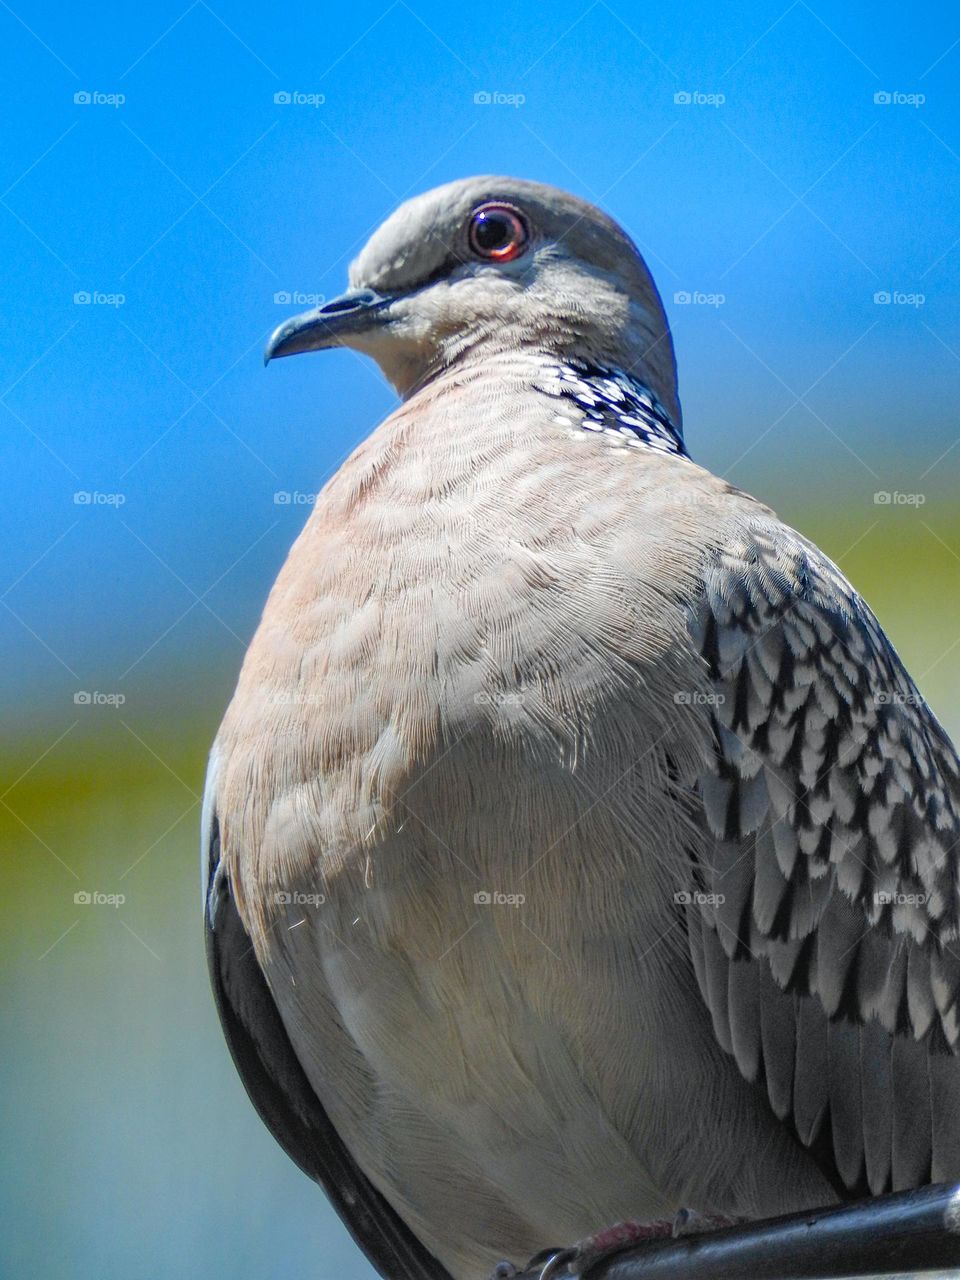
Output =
[{"x1": 204, "y1": 176, "x2": 960, "y2": 1280}]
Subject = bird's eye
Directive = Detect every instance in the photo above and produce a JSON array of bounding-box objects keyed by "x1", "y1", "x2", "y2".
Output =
[{"x1": 467, "y1": 203, "x2": 529, "y2": 262}]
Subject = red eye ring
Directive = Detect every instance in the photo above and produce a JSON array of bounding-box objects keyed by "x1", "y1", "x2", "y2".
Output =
[{"x1": 467, "y1": 203, "x2": 529, "y2": 262}]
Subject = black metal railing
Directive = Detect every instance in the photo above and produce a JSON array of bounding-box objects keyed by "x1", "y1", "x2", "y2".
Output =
[{"x1": 513, "y1": 1183, "x2": 960, "y2": 1280}]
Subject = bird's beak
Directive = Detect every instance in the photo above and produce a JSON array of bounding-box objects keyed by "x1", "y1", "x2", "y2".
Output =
[{"x1": 264, "y1": 288, "x2": 391, "y2": 364}]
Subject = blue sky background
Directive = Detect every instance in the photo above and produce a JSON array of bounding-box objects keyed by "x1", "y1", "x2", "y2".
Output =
[
  {"x1": 4, "y1": 0, "x2": 960, "y2": 726},
  {"x1": 3, "y1": 4, "x2": 960, "y2": 1279}
]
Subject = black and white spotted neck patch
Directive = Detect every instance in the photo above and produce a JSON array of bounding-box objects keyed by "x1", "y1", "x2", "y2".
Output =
[{"x1": 534, "y1": 359, "x2": 687, "y2": 459}]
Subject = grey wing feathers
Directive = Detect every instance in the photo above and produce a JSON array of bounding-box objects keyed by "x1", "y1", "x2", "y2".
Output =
[
  {"x1": 687, "y1": 521, "x2": 960, "y2": 1195},
  {"x1": 205, "y1": 819, "x2": 453, "y2": 1280}
]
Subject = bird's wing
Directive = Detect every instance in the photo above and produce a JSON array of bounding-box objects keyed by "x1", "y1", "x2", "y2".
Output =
[
  {"x1": 685, "y1": 519, "x2": 960, "y2": 1196},
  {"x1": 204, "y1": 815, "x2": 453, "y2": 1280}
]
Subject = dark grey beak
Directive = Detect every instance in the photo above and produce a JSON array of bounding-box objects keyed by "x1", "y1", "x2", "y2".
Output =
[{"x1": 264, "y1": 288, "x2": 390, "y2": 364}]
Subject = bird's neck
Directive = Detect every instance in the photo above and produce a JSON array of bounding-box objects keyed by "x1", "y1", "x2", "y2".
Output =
[
  {"x1": 532, "y1": 358, "x2": 686, "y2": 458},
  {"x1": 403, "y1": 351, "x2": 686, "y2": 459}
]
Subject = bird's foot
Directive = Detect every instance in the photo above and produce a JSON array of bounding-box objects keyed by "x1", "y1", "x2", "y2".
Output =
[
  {"x1": 496, "y1": 1209, "x2": 743, "y2": 1280},
  {"x1": 670, "y1": 1207, "x2": 742, "y2": 1238}
]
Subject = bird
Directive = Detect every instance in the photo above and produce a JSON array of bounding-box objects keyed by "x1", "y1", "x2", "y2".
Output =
[{"x1": 203, "y1": 175, "x2": 960, "y2": 1280}]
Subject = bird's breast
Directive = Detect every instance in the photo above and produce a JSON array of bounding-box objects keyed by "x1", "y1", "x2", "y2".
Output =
[{"x1": 214, "y1": 374, "x2": 712, "y2": 947}]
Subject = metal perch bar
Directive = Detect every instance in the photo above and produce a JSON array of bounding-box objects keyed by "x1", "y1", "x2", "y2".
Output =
[{"x1": 515, "y1": 1183, "x2": 960, "y2": 1280}]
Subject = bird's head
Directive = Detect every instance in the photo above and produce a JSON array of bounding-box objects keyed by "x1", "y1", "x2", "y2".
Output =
[{"x1": 266, "y1": 176, "x2": 679, "y2": 423}]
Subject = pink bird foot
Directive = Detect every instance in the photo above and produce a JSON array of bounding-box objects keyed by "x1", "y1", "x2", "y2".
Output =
[{"x1": 495, "y1": 1210, "x2": 743, "y2": 1280}]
